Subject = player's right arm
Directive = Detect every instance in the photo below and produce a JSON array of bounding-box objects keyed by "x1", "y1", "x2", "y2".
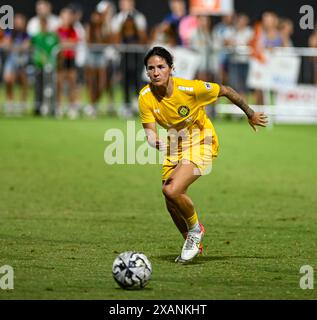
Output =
[
  {"x1": 142, "y1": 123, "x2": 166, "y2": 152},
  {"x1": 139, "y1": 90, "x2": 166, "y2": 152}
]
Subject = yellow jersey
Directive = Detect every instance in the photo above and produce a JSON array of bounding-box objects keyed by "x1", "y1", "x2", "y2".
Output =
[
  {"x1": 138, "y1": 77, "x2": 220, "y2": 177},
  {"x1": 138, "y1": 77, "x2": 220, "y2": 131}
]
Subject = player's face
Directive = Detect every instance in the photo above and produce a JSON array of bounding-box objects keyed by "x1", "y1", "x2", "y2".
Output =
[{"x1": 146, "y1": 55, "x2": 172, "y2": 87}]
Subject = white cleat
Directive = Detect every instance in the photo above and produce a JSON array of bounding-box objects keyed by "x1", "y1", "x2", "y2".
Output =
[
  {"x1": 178, "y1": 226, "x2": 205, "y2": 263},
  {"x1": 175, "y1": 255, "x2": 186, "y2": 263}
]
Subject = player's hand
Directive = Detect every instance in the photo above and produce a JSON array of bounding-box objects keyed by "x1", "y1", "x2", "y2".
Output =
[
  {"x1": 248, "y1": 112, "x2": 268, "y2": 132},
  {"x1": 156, "y1": 140, "x2": 167, "y2": 153}
]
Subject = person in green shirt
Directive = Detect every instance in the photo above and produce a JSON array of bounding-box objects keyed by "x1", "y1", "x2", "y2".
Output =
[{"x1": 31, "y1": 17, "x2": 59, "y2": 115}]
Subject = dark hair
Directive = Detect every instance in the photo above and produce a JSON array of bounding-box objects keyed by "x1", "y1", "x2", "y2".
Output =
[
  {"x1": 144, "y1": 46, "x2": 174, "y2": 68},
  {"x1": 67, "y1": 2, "x2": 83, "y2": 13}
]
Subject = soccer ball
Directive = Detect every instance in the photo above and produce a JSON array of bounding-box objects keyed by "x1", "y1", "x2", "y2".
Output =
[{"x1": 112, "y1": 251, "x2": 152, "y2": 289}]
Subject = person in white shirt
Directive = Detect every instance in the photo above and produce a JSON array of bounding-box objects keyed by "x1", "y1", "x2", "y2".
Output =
[
  {"x1": 27, "y1": 0, "x2": 60, "y2": 36},
  {"x1": 111, "y1": 0, "x2": 147, "y2": 43}
]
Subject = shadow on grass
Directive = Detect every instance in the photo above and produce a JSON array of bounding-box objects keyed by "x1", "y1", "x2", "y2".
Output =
[
  {"x1": 114, "y1": 287, "x2": 154, "y2": 292},
  {"x1": 154, "y1": 254, "x2": 280, "y2": 265}
]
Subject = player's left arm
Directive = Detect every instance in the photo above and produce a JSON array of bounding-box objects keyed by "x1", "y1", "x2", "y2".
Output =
[{"x1": 218, "y1": 85, "x2": 268, "y2": 132}]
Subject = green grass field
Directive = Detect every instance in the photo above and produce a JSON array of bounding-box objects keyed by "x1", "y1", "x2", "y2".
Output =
[{"x1": 0, "y1": 116, "x2": 316, "y2": 300}]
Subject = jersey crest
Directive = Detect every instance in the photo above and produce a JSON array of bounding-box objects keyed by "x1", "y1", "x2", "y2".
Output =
[{"x1": 178, "y1": 105, "x2": 190, "y2": 117}]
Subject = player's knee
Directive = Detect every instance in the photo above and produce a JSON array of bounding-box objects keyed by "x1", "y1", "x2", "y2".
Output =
[{"x1": 162, "y1": 183, "x2": 181, "y2": 200}]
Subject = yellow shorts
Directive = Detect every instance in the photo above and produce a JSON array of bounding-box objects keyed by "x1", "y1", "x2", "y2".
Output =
[{"x1": 162, "y1": 139, "x2": 219, "y2": 181}]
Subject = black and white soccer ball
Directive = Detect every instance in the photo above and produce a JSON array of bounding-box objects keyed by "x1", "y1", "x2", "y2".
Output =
[{"x1": 112, "y1": 251, "x2": 152, "y2": 289}]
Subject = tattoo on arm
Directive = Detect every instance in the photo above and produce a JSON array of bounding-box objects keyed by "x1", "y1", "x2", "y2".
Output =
[{"x1": 220, "y1": 85, "x2": 254, "y2": 118}]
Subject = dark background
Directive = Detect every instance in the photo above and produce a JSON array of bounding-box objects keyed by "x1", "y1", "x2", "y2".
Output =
[{"x1": 3, "y1": 0, "x2": 317, "y2": 46}]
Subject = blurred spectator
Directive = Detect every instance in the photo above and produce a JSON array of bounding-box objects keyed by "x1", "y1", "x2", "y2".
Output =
[
  {"x1": 228, "y1": 13, "x2": 253, "y2": 99},
  {"x1": 0, "y1": 29, "x2": 4, "y2": 44},
  {"x1": 261, "y1": 12, "x2": 283, "y2": 49},
  {"x1": 117, "y1": 14, "x2": 144, "y2": 117},
  {"x1": 279, "y1": 18, "x2": 294, "y2": 47},
  {"x1": 56, "y1": 8, "x2": 79, "y2": 118},
  {"x1": 68, "y1": 3, "x2": 87, "y2": 116},
  {"x1": 96, "y1": 0, "x2": 117, "y2": 116},
  {"x1": 0, "y1": 30, "x2": 5, "y2": 82},
  {"x1": 111, "y1": 0, "x2": 147, "y2": 44},
  {"x1": 178, "y1": 15, "x2": 198, "y2": 48},
  {"x1": 164, "y1": 0, "x2": 186, "y2": 45},
  {"x1": 2, "y1": 13, "x2": 30, "y2": 114},
  {"x1": 68, "y1": 3, "x2": 86, "y2": 69},
  {"x1": 308, "y1": 29, "x2": 317, "y2": 85},
  {"x1": 189, "y1": 15, "x2": 217, "y2": 82},
  {"x1": 111, "y1": 0, "x2": 147, "y2": 117},
  {"x1": 213, "y1": 13, "x2": 235, "y2": 84},
  {"x1": 31, "y1": 17, "x2": 59, "y2": 116},
  {"x1": 97, "y1": 0, "x2": 116, "y2": 39},
  {"x1": 250, "y1": 12, "x2": 283, "y2": 104},
  {"x1": 27, "y1": 0, "x2": 59, "y2": 36},
  {"x1": 85, "y1": 11, "x2": 107, "y2": 118},
  {"x1": 150, "y1": 21, "x2": 178, "y2": 48}
]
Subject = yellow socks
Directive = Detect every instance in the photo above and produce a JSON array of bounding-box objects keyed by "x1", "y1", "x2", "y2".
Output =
[{"x1": 184, "y1": 211, "x2": 199, "y2": 230}]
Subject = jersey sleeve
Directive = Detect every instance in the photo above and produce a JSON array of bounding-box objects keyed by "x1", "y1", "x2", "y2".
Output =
[
  {"x1": 138, "y1": 94, "x2": 156, "y2": 123},
  {"x1": 194, "y1": 80, "x2": 220, "y2": 106}
]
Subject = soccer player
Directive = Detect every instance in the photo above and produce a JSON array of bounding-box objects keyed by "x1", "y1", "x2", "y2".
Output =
[{"x1": 138, "y1": 46, "x2": 267, "y2": 263}]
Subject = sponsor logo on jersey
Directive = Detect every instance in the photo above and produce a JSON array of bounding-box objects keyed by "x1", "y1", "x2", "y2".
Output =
[
  {"x1": 178, "y1": 105, "x2": 190, "y2": 117},
  {"x1": 178, "y1": 86, "x2": 194, "y2": 92}
]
